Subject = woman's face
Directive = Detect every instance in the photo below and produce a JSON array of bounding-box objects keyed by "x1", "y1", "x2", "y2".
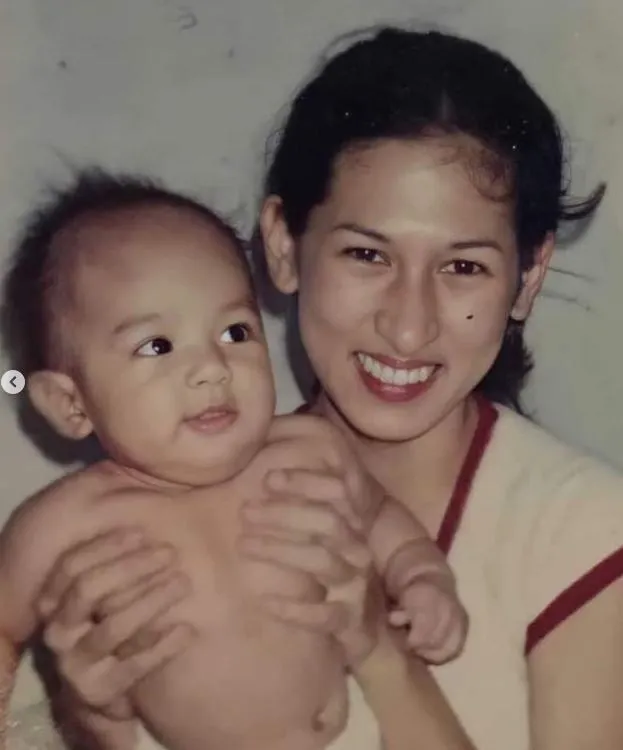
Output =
[{"x1": 263, "y1": 136, "x2": 551, "y2": 441}]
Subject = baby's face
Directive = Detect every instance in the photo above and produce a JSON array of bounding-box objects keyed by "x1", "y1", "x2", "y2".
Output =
[{"x1": 65, "y1": 205, "x2": 275, "y2": 487}]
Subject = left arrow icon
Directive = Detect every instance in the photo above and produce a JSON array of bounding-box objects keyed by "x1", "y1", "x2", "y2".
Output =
[{"x1": 1, "y1": 370, "x2": 25, "y2": 394}]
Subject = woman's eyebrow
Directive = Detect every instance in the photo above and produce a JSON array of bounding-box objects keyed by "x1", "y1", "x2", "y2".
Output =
[
  {"x1": 451, "y1": 239, "x2": 503, "y2": 252},
  {"x1": 332, "y1": 224, "x2": 502, "y2": 252},
  {"x1": 330, "y1": 222, "x2": 389, "y2": 243}
]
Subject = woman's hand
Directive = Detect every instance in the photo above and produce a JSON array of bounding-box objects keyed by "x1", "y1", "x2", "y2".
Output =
[
  {"x1": 239, "y1": 466, "x2": 387, "y2": 668},
  {"x1": 38, "y1": 528, "x2": 195, "y2": 720}
]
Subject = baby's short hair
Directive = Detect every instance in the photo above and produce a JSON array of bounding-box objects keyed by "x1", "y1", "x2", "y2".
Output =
[{"x1": 2, "y1": 168, "x2": 250, "y2": 376}]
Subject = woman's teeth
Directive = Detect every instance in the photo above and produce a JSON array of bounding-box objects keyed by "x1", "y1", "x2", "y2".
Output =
[{"x1": 357, "y1": 353, "x2": 435, "y2": 386}]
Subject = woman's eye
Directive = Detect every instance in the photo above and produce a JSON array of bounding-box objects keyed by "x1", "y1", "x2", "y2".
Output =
[
  {"x1": 443, "y1": 259, "x2": 485, "y2": 276},
  {"x1": 136, "y1": 337, "x2": 173, "y2": 356},
  {"x1": 345, "y1": 247, "x2": 385, "y2": 264},
  {"x1": 221, "y1": 323, "x2": 251, "y2": 344}
]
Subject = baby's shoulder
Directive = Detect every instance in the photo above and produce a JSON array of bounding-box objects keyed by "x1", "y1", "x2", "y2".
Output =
[
  {"x1": 0, "y1": 467, "x2": 106, "y2": 634},
  {"x1": 268, "y1": 412, "x2": 341, "y2": 443},
  {"x1": 3, "y1": 467, "x2": 96, "y2": 542},
  {"x1": 0, "y1": 463, "x2": 129, "y2": 582},
  {"x1": 259, "y1": 413, "x2": 349, "y2": 472}
]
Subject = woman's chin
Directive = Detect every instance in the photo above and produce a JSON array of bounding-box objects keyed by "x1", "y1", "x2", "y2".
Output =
[{"x1": 334, "y1": 402, "x2": 434, "y2": 443}]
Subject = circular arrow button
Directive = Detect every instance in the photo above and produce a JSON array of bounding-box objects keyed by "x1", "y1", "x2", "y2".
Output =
[{"x1": 1, "y1": 370, "x2": 25, "y2": 395}]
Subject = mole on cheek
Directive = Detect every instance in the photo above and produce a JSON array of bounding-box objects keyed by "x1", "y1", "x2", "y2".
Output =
[{"x1": 466, "y1": 314, "x2": 474, "y2": 320}]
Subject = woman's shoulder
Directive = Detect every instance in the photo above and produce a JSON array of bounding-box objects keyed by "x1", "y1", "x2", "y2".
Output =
[
  {"x1": 480, "y1": 403, "x2": 623, "y2": 651},
  {"x1": 489, "y1": 402, "x2": 623, "y2": 492},
  {"x1": 482, "y1": 402, "x2": 623, "y2": 552},
  {"x1": 460, "y1": 400, "x2": 623, "y2": 542}
]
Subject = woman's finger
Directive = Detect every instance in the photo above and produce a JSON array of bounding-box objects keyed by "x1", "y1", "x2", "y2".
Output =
[
  {"x1": 43, "y1": 617, "x2": 89, "y2": 655},
  {"x1": 241, "y1": 496, "x2": 357, "y2": 548},
  {"x1": 264, "y1": 470, "x2": 363, "y2": 531},
  {"x1": 260, "y1": 595, "x2": 347, "y2": 634},
  {"x1": 74, "y1": 571, "x2": 191, "y2": 660},
  {"x1": 49, "y1": 546, "x2": 177, "y2": 628},
  {"x1": 239, "y1": 534, "x2": 355, "y2": 585},
  {"x1": 96, "y1": 567, "x2": 180, "y2": 618},
  {"x1": 111, "y1": 623, "x2": 195, "y2": 686},
  {"x1": 64, "y1": 623, "x2": 194, "y2": 712},
  {"x1": 241, "y1": 521, "x2": 371, "y2": 574},
  {"x1": 37, "y1": 528, "x2": 148, "y2": 615}
]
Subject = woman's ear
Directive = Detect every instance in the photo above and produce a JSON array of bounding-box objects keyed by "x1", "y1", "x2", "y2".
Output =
[
  {"x1": 511, "y1": 233, "x2": 556, "y2": 322},
  {"x1": 259, "y1": 196, "x2": 299, "y2": 294},
  {"x1": 27, "y1": 371, "x2": 93, "y2": 440}
]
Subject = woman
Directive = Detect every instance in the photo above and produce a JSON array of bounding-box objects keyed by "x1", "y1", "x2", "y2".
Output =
[{"x1": 35, "y1": 27, "x2": 623, "y2": 750}]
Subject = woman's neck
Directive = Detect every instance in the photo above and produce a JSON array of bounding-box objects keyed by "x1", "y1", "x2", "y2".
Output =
[{"x1": 315, "y1": 394, "x2": 480, "y2": 534}]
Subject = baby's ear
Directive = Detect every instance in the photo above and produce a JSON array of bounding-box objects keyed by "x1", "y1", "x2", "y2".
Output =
[{"x1": 27, "y1": 371, "x2": 93, "y2": 440}]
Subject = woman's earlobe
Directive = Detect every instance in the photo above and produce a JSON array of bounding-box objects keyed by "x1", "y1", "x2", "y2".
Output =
[
  {"x1": 259, "y1": 196, "x2": 299, "y2": 294},
  {"x1": 27, "y1": 371, "x2": 93, "y2": 440},
  {"x1": 511, "y1": 233, "x2": 556, "y2": 321}
]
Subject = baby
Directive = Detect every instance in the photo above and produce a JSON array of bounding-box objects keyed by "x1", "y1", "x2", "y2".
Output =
[{"x1": 0, "y1": 170, "x2": 467, "y2": 750}]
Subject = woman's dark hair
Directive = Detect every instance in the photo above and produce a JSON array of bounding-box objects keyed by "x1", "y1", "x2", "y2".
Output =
[{"x1": 261, "y1": 27, "x2": 605, "y2": 410}]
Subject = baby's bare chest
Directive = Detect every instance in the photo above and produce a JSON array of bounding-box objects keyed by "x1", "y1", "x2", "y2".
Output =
[
  {"x1": 82, "y1": 487, "x2": 339, "y2": 741},
  {"x1": 85, "y1": 485, "x2": 315, "y2": 632}
]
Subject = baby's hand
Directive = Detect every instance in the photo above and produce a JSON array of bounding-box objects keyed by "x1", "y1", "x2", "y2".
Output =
[{"x1": 389, "y1": 576, "x2": 468, "y2": 664}]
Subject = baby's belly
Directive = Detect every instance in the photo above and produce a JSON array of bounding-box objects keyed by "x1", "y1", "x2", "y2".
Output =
[
  {"x1": 132, "y1": 618, "x2": 343, "y2": 750},
  {"x1": 94, "y1": 493, "x2": 347, "y2": 749}
]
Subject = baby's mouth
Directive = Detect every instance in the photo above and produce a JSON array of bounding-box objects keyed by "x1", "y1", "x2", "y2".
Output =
[{"x1": 185, "y1": 406, "x2": 238, "y2": 433}]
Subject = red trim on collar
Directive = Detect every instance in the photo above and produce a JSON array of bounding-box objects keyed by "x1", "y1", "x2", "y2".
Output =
[
  {"x1": 294, "y1": 396, "x2": 498, "y2": 557},
  {"x1": 436, "y1": 397, "x2": 498, "y2": 555}
]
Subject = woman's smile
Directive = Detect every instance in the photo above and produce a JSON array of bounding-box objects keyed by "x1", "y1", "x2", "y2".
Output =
[{"x1": 355, "y1": 352, "x2": 440, "y2": 403}]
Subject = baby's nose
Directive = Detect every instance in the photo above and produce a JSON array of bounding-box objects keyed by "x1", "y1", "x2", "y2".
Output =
[{"x1": 187, "y1": 346, "x2": 232, "y2": 387}]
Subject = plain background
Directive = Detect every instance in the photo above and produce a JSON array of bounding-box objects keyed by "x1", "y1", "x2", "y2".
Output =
[{"x1": 0, "y1": 0, "x2": 622, "y2": 528}]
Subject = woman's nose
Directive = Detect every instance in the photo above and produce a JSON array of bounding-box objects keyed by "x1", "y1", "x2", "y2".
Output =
[{"x1": 375, "y1": 274, "x2": 440, "y2": 356}]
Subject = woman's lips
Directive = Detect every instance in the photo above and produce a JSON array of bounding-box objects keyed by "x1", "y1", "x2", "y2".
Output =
[{"x1": 355, "y1": 352, "x2": 438, "y2": 403}]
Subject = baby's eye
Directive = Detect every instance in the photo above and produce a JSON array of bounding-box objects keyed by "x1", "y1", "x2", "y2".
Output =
[
  {"x1": 442, "y1": 259, "x2": 486, "y2": 276},
  {"x1": 220, "y1": 323, "x2": 251, "y2": 344},
  {"x1": 344, "y1": 247, "x2": 386, "y2": 264},
  {"x1": 136, "y1": 337, "x2": 173, "y2": 356}
]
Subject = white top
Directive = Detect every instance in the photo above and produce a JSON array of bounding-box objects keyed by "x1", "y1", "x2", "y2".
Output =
[{"x1": 431, "y1": 399, "x2": 623, "y2": 750}]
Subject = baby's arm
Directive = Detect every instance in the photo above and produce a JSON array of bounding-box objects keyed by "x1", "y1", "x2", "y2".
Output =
[
  {"x1": 0, "y1": 508, "x2": 44, "y2": 749},
  {"x1": 368, "y1": 496, "x2": 468, "y2": 664},
  {"x1": 0, "y1": 615, "x2": 21, "y2": 750},
  {"x1": 0, "y1": 628, "x2": 19, "y2": 750},
  {"x1": 0, "y1": 479, "x2": 128, "y2": 749}
]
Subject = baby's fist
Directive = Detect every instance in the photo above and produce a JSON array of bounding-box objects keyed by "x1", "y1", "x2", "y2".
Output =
[{"x1": 389, "y1": 578, "x2": 468, "y2": 664}]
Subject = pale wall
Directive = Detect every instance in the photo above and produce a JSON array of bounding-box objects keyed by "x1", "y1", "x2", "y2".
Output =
[{"x1": 0, "y1": 0, "x2": 622, "y2": 528}]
